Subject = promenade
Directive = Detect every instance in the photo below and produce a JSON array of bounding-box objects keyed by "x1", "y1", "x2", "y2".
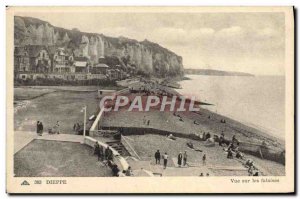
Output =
[{"x1": 14, "y1": 131, "x2": 84, "y2": 154}]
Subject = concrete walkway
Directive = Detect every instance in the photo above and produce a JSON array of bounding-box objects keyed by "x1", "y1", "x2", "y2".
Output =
[
  {"x1": 14, "y1": 131, "x2": 84, "y2": 154},
  {"x1": 14, "y1": 131, "x2": 37, "y2": 154}
]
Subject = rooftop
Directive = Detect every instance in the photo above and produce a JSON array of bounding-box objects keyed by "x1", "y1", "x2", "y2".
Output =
[{"x1": 94, "y1": 63, "x2": 109, "y2": 68}]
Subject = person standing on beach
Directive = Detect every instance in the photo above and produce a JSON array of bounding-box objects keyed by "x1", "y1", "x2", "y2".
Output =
[
  {"x1": 107, "y1": 147, "x2": 113, "y2": 161},
  {"x1": 155, "y1": 150, "x2": 161, "y2": 164},
  {"x1": 104, "y1": 147, "x2": 109, "y2": 160},
  {"x1": 36, "y1": 121, "x2": 40, "y2": 135},
  {"x1": 163, "y1": 152, "x2": 168, "y2": 169},
  {"x1": 183, "y1": 151, "x2": 188, "y2": 166},
  {"x1": 99, "y1": 145, "x2": 104, "y2": 161},
  {"x1": 39, "y1": 122, "x2": 44, "y2": 136},
  {"x1": 147, "y1": 120, "x2": 150, "y2": 126},
  {"x1": 202, "y1": 154, "x2": 206, "y2": 165},
  {"x1": 55, "y1": 121, "x2": 60, "y2": 134},
  {"x1": 94, "y1": 141, "x2": 100, "y2": 155},
  {"x1": 177, "y1": 152, "x2": 183, "y2": 167}
]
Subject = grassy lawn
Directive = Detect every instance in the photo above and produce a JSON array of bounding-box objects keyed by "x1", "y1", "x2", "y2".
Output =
[
  {"x1": 14, "y1": 140, "x2": 112, "y2": 177},
  {"x1": 14, "y1": 88, "x2": 100, "y2": 134},
  {"x1": 14, "y1": 87, "x2": 56, "y2": 100}
]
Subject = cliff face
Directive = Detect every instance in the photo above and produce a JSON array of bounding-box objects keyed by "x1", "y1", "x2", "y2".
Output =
[{"x1": 14, "y1": 16, "x2": 184, "y2": 77}]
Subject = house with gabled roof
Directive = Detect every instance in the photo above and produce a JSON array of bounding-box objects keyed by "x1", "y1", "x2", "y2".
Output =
[
  {"x1": 26, "y1": 45, "x2": 51, "y2": 73},
  {"x1": 92, "y1": 63, "x2": 109, "y2": 74},
  {"x1": 71, "y1": 56, "x2": 90, "y2": 73},
  {"x1": 14, "y1": 46, "x2": 30, "y2": 72},
  {"x1": 51, "y1": 47, "x2": 74, "y2": 73}
]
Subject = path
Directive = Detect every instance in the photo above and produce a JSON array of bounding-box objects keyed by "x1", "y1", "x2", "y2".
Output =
[{"x1": 14, "y1": 131, "x2": 84, "y2": 154}]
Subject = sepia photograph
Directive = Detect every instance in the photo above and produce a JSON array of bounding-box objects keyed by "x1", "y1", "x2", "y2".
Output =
[{"x1": 6, "y1": 6, "x2": 294, "y2": 193}]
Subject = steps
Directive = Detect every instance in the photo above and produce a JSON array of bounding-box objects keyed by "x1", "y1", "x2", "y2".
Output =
[{"x1": 106, "y1": 141, "x2": 130, "y2": 156}]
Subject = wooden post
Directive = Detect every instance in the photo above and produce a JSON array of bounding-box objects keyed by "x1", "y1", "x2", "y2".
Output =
[{"x1": 83, "y1": 106, "x2": 87, "y2": 137}]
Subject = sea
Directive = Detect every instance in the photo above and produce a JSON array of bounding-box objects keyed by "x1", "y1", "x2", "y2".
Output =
[{"x1": 176, "y1": 75, "x2": 285, "y2": 139}]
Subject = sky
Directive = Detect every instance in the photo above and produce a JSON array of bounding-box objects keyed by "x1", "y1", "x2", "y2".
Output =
[{"x1": 18, "y1": 12, "x2": 286, "y2": 75}]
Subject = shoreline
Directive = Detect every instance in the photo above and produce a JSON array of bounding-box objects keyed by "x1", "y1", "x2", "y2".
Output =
[
  {"x1": 101, "y1": 79, "x2": 285, "y2": 162},
  {"x1": 172, "y1": 75, "x2": 284, "y2": 144},
  {"x1": 14, "y1": 83, "x2": 284, "y2": 146},
  {"x1": 13, "y1": 82, "x2": 285, "y2": 176}
]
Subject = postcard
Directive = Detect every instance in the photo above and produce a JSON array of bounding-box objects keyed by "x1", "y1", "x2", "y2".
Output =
[{"x1": 6, "y1": 6, "x2": 294, "y2": 193}]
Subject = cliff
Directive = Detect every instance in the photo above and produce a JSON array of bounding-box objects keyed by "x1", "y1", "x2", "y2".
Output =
[{"x1": 14, "y1": 16, "x2": 184, "y2": 77}]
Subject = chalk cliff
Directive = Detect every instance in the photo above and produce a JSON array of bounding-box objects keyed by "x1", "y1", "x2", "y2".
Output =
[{"x1": 14, "y1": 16, "x2": 184, "y2": 77}]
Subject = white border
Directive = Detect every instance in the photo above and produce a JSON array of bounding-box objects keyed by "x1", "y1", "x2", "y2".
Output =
[{"x1": 1, "y1": 1, "x2": 298, "y2": 198}]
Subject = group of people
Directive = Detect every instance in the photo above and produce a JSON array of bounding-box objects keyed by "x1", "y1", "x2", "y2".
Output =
[
  {"x1": 199, "y1": 173, "x2": 210, "y2": 177},
  {"x1": 94, "y1": 141, "x2": 133, "y2": 177},
  {"x1": 73, "y1": 123, "x2": 81, "y2": 134},
  {"x1": 223, "y1": 135, "x2": 243, "y2": 159},
  {"x1": 154, "y1": 150, "x2": 169, "y2": 169},
  {"x1": 155, "y1": 150, "x2": 192, "y2": 168},
  {"x1": 36, "y1": 121, "x2": 44, "y2": 136},
  {"x1": 107, "y1": 159, "x2": 133, "y2": 177},
  {"x1": 202, "y1": 132, "x2": 211, "y2": 141},
  {"x1": 94, "y1": 141, "x2": 113, "y2": 161},
  {"x1": 48, "y1": 121, "x2": 60, "y2": 134},
  {"x1": 177, "y1": 151, "x2": 188, "y2": 167},
  {"x1": 36, "y1": 120, "x2": 60, "y2": 135},
  {"x1": 129, "y1": 80, "x2": 175, "y2": 100},
  {"x1": 245, "y1": 159, "x2": 259, "y2": 176}
]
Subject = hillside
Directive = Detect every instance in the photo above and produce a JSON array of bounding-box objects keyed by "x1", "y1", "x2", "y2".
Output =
[
  {"x1": 184, "y1": 69, "x2": 254, "y2": 76},
  {"x1": 14, "y1": 16, "x2": 184, "y2": 77}
]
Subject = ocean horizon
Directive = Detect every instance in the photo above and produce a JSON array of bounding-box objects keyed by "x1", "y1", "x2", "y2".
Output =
[{"x1": 177, "y1": 75, "x2": 285, "y2": 140}]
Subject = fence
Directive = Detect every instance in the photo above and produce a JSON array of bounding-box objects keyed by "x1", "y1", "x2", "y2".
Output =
[
  {"x1": 121, "y1": 135, "x2": 141, "y2": 160},
  {"x1": 84, "y1": 136, "x2": 129, "y2": 171}
]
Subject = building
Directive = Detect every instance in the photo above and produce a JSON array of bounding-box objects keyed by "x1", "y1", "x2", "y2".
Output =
[
  {"x1": 87, "y1": 73, "x2": 106, "y2": 80},
  {"x1": 14, "y1": 46, "x2": 30, "y2": 72},
  {"x1": 107, "y1": 69, "x2": 121, "y2": 80},
  {"x1": 72, "y1": 57, "x2": 90, "y2": 73},
  {"x1": 52, "y1": 48, "x2": 74, "y2": 73},
  {"x1": 91, "y1": 63, "x2": 109, "y2": 74},
  {"x1": 26, "y1": 45, "x2": 51, "y2": 73}
]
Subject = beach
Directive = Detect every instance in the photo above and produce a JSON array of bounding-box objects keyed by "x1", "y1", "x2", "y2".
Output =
[{"x1": 13, "y1": 79, "x2": 285, "y2": 176}]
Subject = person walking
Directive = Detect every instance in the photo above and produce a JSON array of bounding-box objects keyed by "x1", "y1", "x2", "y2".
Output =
[
  {"x1": 155, "y1": 150, "x2": 161, "y2": 164},
  {"x1": 163, "y1": 152, "x2": 168, "y2": 169},
  {"x1": 177, "y1": 152, "x2": 183, "y2": 167},
  {"x1": 202, "y1": 154, "x2": 206, "y2": 165},
  {"x1": 183, "y1": 151, "x2": 188, "y2": 166}
]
